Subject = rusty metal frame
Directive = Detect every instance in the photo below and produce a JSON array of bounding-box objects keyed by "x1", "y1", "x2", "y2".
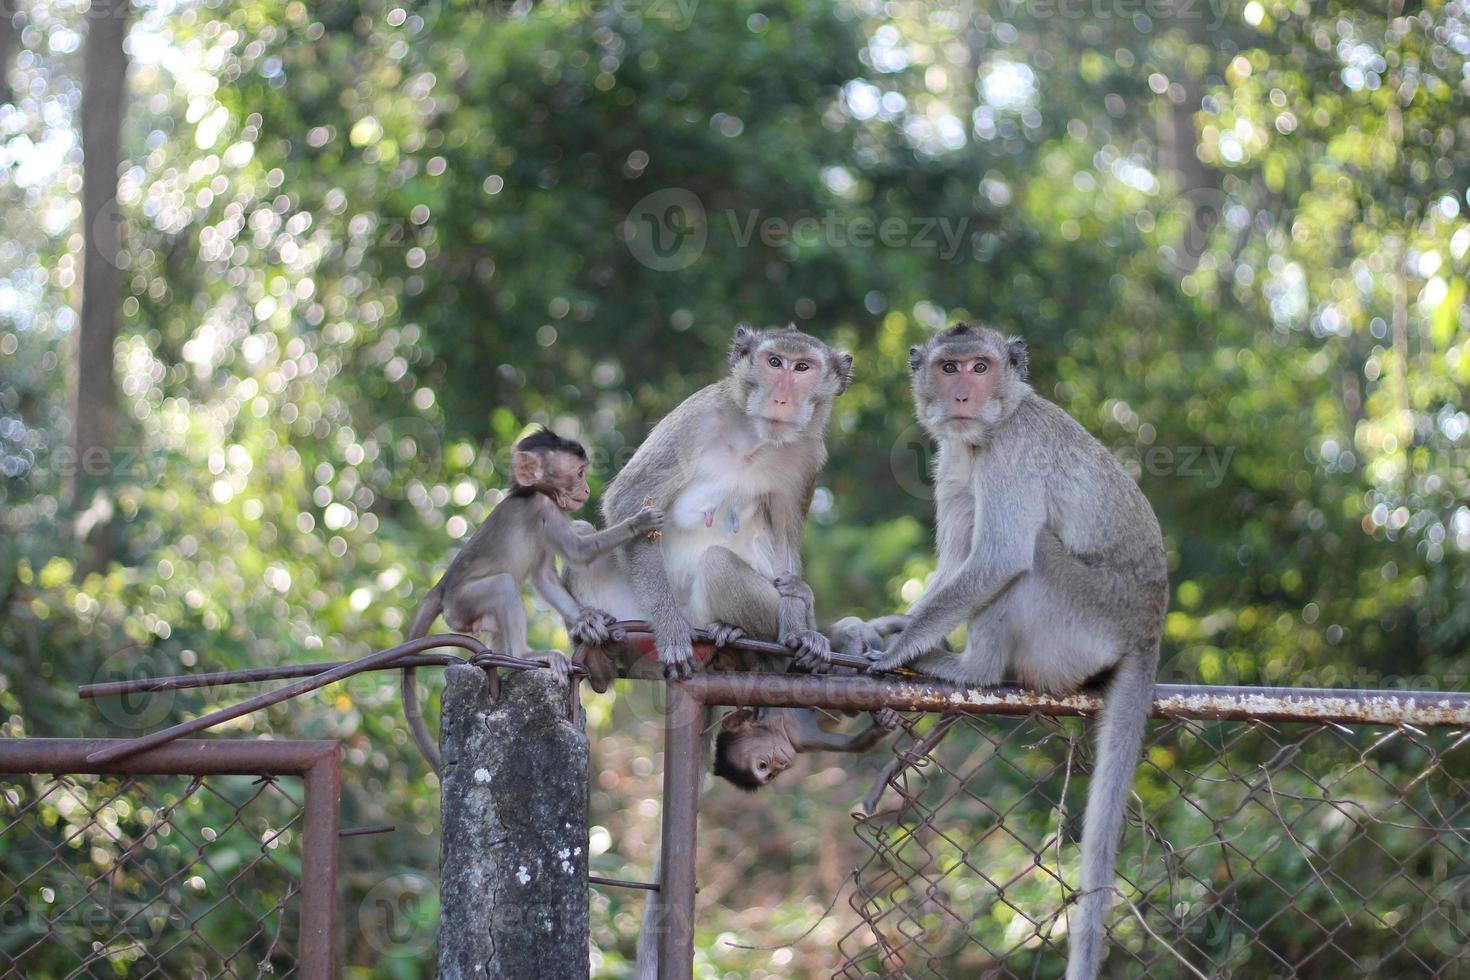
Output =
[
  {"x1": 0, "y1": 738, "x2": 341, "y2": 980},
  {"x1": 655, "y1": 672, "x2": 1470, "y2": 976}
]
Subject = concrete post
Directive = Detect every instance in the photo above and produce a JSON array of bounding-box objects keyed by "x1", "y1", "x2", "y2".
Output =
[{"x1": 437, "y1": 665, "x2": 589, "y2": 979}]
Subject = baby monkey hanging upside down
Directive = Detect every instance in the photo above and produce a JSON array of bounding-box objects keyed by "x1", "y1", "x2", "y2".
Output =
[
  {"x1": 712, "y1": 573, "x2": 907, "y2": 789},
  {"x1": 401, "y1": 427, "x2": 664, "y2": 773}
]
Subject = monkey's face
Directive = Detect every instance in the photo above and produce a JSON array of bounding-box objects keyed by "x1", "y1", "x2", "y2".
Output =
[
  {"x1": 911, "y1": 323, "x2": 1029, "y2": 443},
  {"x1": 544, "y1": 450, "x2": 593, "y2": 511},
  {"x1": 713, "y1": 707, "x2": 795, "y2": 789},
  {"x1": 728, "y1": 325, "x2": 854, "y2": 445},
  {"x1": 725, "y1": 728, "x2": 794, "y2": 786}
]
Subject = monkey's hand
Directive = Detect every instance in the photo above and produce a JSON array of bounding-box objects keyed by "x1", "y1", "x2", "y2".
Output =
[
  {"x1": 543, "y1": 650, "x2": 573, "y2": 688},
  {"x1": 772, "y1": 573, "x2": 814, "y2": 604},
  {"x1": 570, "y1": 606, "x2": 618, "y2": 647},
  {"x1": 707, "y1": 621, "x2": 746, "y2": 648},
  {"x1": 870, "y1": 707, "x2": 902, "y2": 732},
  {"x1": 828, "y1": 616, "x2": 883, "y2": 656},
  {"x1": 629, "y1": 506, "x2": 665, "y2": 537},
  {"x1": 863, "y1": 641, "x2": 918, "y2": 675},
  {"x1": 784, "y1": 629, "x2": 832, "y2": 672}
]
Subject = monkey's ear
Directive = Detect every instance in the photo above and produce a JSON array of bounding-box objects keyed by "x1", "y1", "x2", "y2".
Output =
[
  {"x1": 728, "y1": 325, "x2": 758, "y2": 367},
  {"x1": 720, "y1": 707, "x2": 758, "y2": 731},
  {"x1": 908, "y1": 346, "x2": 923, "y2": 373},
  {"x1": 833, "y1": 351, "x2": 855, "y2": 394},
  {"x1": 1006, "y1": 337, "x2": 1029, "y2": 380},
  {"x1": 511, "y1": 449, "x2": 544, "y2": 487}
]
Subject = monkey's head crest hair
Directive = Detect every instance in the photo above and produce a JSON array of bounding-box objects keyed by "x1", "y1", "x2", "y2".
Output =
[
  {"x1": 712, "y1": 730, "x2": 764, "y2": 792},
  {"x1": 911, "y1": 322, "x2": 1029, "y2": 381},
  {"x1": 514, "y1": 426, "x2": 588, "y2": 460}
]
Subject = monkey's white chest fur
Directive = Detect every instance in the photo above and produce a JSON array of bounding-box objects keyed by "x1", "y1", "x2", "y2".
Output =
[{"x1": 663, "y1": 447, "x2": 782, "y2": 613}]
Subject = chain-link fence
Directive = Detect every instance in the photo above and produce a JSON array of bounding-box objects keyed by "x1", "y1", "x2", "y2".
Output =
[
  {"x1": 660, "y1": 673, "x2": 1470, "y2": 979},
  {"x1": 0, "y1": 739, "x2": 339, "y2": 979},
  {"x1": 838, "y1": 712, "x2": 1470, "y2": 978}
]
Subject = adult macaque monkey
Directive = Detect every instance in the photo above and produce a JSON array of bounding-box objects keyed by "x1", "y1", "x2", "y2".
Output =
[
  {"x1": 610, "y1": 326, "x2": 852, "y2": 980},
  {"x1": 865, "y1": 323, "x2": 1167, "y2": 980},
  {"x1": 596, "y1": 324, "x2": 854, "y2": 675},
  {"x1": 401, "y1": 428, "x2": 663, "y2": 773}
]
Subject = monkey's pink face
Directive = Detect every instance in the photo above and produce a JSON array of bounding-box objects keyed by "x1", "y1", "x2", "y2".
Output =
[
  {"x1": 749, "y1": 346, "x2": 824, "y2": 439},
  {"x1": 927, "y1": 354, "x2": 998, "y2": 428},
  {"x1": 729, "y1": 730, "x2": 794, "y2": 784},
  {"x1": 544, "y1": 451, "x2": 592, "y2": 511}
]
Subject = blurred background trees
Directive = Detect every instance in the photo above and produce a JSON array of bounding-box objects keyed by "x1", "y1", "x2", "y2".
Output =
[{"x1": 2, "y1": 0, "x2": 1468, "y2": 974}]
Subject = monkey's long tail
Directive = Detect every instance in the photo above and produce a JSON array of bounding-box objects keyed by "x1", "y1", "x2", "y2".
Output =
[
  {"x1": 1066, "y1": 650, "x2": 1155, "y2": 980},
  {"x1": 402, "y1": 587, "x2": 445, "y2": 775}
]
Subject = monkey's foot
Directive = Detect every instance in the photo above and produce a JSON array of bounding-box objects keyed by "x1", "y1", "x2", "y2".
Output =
[
  {"x1": 543, "y1": 650, "x2": 574, "y2": 688},
  {"x1": 570, "y1": 607, "x2": 618, "y2": 646},
  {"x1": 871, "y1": 707, "x2": 903, "y2": 731},
  {"x1": 785, "y1": 629, "x2": 832, "y2": 672},
  {"x1": 706, "y1": 621, "x2": 746, "y2": 648},
  {"x1": 659, "y1": 636, "x2": 696, "y2": 680}
]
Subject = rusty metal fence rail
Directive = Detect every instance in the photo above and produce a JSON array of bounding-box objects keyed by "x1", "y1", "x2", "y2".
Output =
[
  {"x1": 658, "y1": 673, "x2": 1470, "y2": 980},
  {"x1": 0, "y1": 739, "x2": 339, "y2": 979}
]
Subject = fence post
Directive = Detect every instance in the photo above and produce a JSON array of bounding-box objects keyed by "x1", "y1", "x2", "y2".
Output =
[
  {"x1": 437, "y1": 664, "x2": 589, "y2": 979},
  {"x1": 657, "y1": 685, "x2": 703, "y2": 979}
]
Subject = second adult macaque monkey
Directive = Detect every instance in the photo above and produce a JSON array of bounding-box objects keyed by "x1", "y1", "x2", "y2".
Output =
[
  {"x1": 864, "y1": 323, "x2": 1168, "y2": 980},
  {"x1": 587, "y1": 324, "x2": 854, "y2": 677},
  {"x1": 712, "y1": 574, "x2": 903, "y2": 790},
  {"x1": 401, "y1": 428, "x2": 663, "y2": 773}
]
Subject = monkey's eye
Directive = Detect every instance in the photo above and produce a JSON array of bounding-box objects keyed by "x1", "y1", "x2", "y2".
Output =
[
  {"x1": 767, "y1": 355, "x2": 783, "y2": 369},
  {"x1": 756, "y1": 762, "x2": 768, "y2": 774},
  {"x1": 941, "y1": 361, "x2": 959, "y2": 374},
  {"x1": 974, "y1": 361, "x2": 989, "y2": 374},
  {"x1": 793, "y1": 361, "x2": 811, "y2": 372}
]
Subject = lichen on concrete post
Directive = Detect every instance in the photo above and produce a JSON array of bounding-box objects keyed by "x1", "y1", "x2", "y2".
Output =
[{"x1": 437, "y1": 664, "x2": 589, "y2": 979}]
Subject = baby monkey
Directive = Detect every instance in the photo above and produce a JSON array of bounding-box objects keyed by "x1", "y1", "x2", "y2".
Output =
[
  {"x1": 713, "y1": 574, "x2": 903, "y2": 789},
  {"x1": 402, "y1": 427, "x2": 664, "y2": 772}
]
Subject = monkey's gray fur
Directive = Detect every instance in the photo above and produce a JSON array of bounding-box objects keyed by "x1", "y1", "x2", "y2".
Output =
[
  {"x1": 594, "y1": 323, "x2": 854, "y2": 678},
  {"x1": 580, "y1": 325, "x2": 852, "y2": 979},
  {"x1": 868, "y1": 322, "x2": 1167, "y2": 980}
]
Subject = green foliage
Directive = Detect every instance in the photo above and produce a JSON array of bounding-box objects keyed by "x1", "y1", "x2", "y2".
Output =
[{"x1": 3, "y1": 0, "x2": 1469, "y2": 974}]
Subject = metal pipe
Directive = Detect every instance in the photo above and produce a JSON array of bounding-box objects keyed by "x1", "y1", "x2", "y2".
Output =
[
  {"x1": 657, "y1": 687, "x2": 703, "y2": 979},
  {"x1": 589, "y1": 874, "x2": 659, "y2": 892},
  {"x1": 339, "y1": 824, "x2": 395, "y2": 838},
  {"x1": 603, "y1": 621, "x2": 875, "y2": 672},
  {"x1": 83, "y1": 635, "x2": 491, "y2": 766},
  {"x1": 299, "y1": 741, "x2": 341, "y2": 980},
  {"x1": 0, "y1": 737, "x2": 340, "y2": 776},
  {"x1": 675, "y1": 673, "x2": 1470, "y2": 728},
  {"x1": 78, "y1": 654, "x2": 464, "y2": 699}
]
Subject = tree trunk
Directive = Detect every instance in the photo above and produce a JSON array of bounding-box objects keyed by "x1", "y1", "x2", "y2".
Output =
[
  {"x1": 0, "y1": 4, "x2": 16, "y2": 105},
  {"x1": 73, "y1": 0, "x2": 130, "y2": 577},
  {"x1": 1155, "y1": 5, "x2": 1222, "y2": 274}
]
